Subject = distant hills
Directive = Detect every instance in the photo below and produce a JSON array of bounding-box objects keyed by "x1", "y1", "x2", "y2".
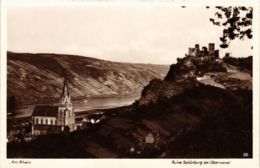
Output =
[{"x1": 7, "y1": 51, "x2": 169, "y2": 106}]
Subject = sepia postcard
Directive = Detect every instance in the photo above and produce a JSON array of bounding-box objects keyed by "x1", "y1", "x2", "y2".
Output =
[{"x1": 0, "y1": 0, "x2": 259, "y2": 168}]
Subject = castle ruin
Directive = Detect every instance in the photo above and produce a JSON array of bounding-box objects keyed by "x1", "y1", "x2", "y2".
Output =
[{"x1": 187, "y1": 43, "x2": 219, "y2": 58}]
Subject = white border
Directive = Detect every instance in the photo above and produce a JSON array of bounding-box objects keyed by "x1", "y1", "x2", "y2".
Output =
[{"x1": 1, "y1": 1, "x2": 259, "y2": 168}]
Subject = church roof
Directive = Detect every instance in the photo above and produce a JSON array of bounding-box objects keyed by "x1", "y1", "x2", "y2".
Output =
[{"x1": 32, "y1": 105, "x2": 58, "y2": 117}]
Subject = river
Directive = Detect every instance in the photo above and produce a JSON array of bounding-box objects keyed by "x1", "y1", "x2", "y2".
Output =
[{"x1": 11, "y1": 94, "x2": 141, "y2": 118}]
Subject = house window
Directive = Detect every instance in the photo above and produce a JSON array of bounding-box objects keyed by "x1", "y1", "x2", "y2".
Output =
[
  {"x1": 50, "y1": 120, "x2": 53, "y2": 125},
  {"x1": 46, "y1": 119, "x2": 48, "y2": 125},
  {"x1": 41, "y1": 118, "x2": 43, "y2": 124}
]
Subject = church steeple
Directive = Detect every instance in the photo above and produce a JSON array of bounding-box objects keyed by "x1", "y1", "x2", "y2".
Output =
[
  {"x1": 57, "y1": 74, "x2": 75, "y2": 132},
  {"x1": 59, "y1": 74, "x2": 71, "y2": 105}
]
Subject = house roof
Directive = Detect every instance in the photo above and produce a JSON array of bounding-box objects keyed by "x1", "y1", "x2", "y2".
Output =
[{"x1": 32, "y1": 105, "x2": 59, "y2": 117}]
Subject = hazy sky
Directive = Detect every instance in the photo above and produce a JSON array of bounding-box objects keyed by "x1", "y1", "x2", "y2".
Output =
[{"x1": 7, "y1": 6, "x2": 253, "y2": 64}]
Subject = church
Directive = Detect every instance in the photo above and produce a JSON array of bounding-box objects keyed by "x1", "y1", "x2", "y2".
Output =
[{"x1": 31, "y1": 75, "x2": 75, "y2": 135}]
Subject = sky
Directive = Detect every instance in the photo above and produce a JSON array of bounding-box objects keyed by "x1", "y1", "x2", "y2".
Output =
[{"x1": 7, "y1": 5, "x2": 253, "y2": 64}]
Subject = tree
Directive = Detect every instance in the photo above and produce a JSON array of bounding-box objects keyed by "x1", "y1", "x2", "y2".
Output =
[{"x1": 209, "y1": 6, "x2": 253, "y2": 48}]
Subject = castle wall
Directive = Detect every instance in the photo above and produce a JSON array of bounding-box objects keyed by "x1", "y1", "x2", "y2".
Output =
[
  {"x1": 188, "y1": 48, "x2": 193, "y2": 56},
  {"x1": 214, "y1": 50, "x2": 219, "y2": 58}
]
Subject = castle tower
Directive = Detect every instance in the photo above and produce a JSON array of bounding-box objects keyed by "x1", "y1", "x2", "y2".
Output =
[
  {"x1": 57, "y1": 75, "x2": 75, "y2": 132},
  {"x1": 195, "y1": 44, "x2": 200, "y2": 52},
  {"x1": 194, "y1": 44, "x2": 200, "y2": 56},
  {"x1": 208, "y1": 43, "x2": 215, "y2": 56}
]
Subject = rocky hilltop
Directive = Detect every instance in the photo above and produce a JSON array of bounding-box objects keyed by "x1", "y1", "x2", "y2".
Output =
[
  {"x1": 137, "y1": 43, "x2": 252, "y2": 108},
  {"x1": 7, "y1": 51, "x2": 169, "y2": 106}
]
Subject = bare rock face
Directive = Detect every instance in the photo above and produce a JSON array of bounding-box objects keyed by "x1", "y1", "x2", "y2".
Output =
[
  {"x1": 137, "y1": 79, "x2": 198, "y2": 108},
  {"x1": 137, "y1": 79, "x2": 182, "y2": 107},
  {"x1": 164, "y1": 58, "x2": 197, "y2": 81}
]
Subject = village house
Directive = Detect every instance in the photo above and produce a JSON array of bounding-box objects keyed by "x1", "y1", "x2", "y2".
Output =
[
  {"x1": 145, "y1": 133, "x2": 155, "y2": 144},
  {"x1": 31, "y1": 75, "x2": 75, "y2": 135}
]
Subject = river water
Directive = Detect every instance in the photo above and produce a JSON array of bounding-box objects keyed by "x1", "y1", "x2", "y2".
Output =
[{"x1": 12, "y1": 94, "x2": 141, "y2": 118}]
